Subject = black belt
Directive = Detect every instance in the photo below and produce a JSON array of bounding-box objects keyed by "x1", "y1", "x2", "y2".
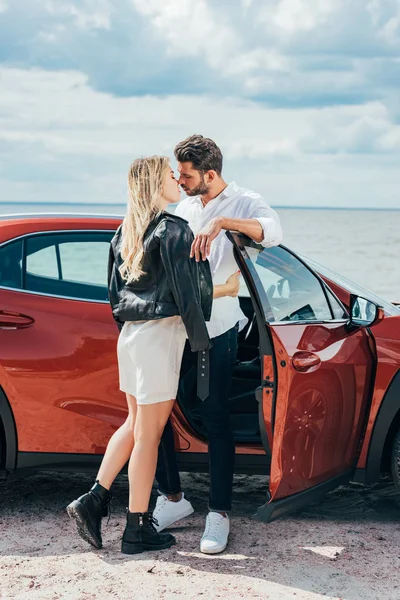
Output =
[{"x1": 197, "y1": 349, "x2": 210, "y2": 401}]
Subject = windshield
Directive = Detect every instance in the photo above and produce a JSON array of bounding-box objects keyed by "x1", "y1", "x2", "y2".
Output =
[{"x1": 301, "y1": 254, "x2": 400, "y2": 317}]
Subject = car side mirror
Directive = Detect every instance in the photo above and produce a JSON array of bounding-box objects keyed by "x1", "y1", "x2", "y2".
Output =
[{"x1": 347, "y1": 294, "x2": 384, "y2": 331}]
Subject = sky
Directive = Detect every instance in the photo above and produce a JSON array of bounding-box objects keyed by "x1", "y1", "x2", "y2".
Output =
[{"x1": 0, "y1": 0, "x2": 400, "y2": 208}]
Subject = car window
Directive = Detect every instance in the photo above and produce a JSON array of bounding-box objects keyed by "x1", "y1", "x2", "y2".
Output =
[
  {"x1": 24, "y1": 232, "x2": 114, "y2": 301},
  {"x1": 0, "y1": 239, "x2": 23, "y2": 289},
  {"x1": 59, "y1": 241, "x2": 110, "y2": 286},
  {"x1": 301, "y1": 254, "x2": 400, "y2": 317},
  {"x1": 242, "y1": 244, "x2": 333, "y2": 323},
  {"x1": 26, "y1": 245, "x2": 59, "y2": 278},
  {"x1": 325, "y1": 287, "x2": 347, "y2": 319}
]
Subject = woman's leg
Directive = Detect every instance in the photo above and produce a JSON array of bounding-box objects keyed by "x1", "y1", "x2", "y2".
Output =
[
  {"x1": 128, "y1": 399, "x2": 175, "y2": 513},
  {"x1": 96, "y1": 393, "x2": 137, "y2": 490}
]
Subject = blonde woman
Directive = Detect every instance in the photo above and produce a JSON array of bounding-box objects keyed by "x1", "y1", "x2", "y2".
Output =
[{"x1": 67, "y1": 156, "x2": 239, "y2": 555}]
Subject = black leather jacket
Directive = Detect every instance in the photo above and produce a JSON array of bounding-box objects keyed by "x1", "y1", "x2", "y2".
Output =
[{"x1": 107, "y1": 212, "x2": 213, "y2": 354}]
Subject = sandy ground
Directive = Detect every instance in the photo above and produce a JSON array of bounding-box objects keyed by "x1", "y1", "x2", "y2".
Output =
[{"x1": 1, "y1": 471, "x2": 400, "y2": 600}]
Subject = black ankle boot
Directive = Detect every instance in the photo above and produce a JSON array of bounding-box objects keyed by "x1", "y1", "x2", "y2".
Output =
[
  {"x1": 67, "y1": 481, "x2": 112, "y2": 549},
  {"x1": 121, "y1": 511, "x2": 176, "y2": 555}
]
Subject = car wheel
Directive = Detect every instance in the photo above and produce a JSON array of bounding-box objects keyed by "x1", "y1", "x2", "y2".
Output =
[{"x1": 391, "y1": 427, "x2": 400, "y2": 495}]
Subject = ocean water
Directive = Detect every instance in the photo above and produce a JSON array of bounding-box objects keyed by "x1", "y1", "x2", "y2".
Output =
[{"x1": 1, "y1": 203, "x2": 399, "y2": 303}]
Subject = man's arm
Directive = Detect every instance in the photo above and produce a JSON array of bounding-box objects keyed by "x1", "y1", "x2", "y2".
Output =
[
  {"x1": 191, "y1": 214, "x2": 282, "y2": 262},
  {"x1": 222, "y1": 217, "x2": 264, "y2": 242}
]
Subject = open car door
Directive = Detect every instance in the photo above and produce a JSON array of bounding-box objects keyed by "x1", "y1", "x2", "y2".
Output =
[{"x1": 227, "y1": 233, "x2": 375, "y2": 522}]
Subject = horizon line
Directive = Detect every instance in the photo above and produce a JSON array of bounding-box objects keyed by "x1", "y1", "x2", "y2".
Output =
[{"x1": 0, "y1": 202, "x2": 399, "y2": 212}]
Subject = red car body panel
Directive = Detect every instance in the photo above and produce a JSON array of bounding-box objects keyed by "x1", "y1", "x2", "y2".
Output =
[
  {"x1": 267, "y1": 323, "x2": 373, "y2": 501},
  {"x1": 356, "y1": 316, "x2": 400, "y2": 469},
  {"x1": 0, "y1": 217, "x2": 121, "y2": 244},
  {"x1": 317, "y1": 277, "x2": 400, "y2": 471},
  {"x1": 0, "y1": 288, "x2": 122, "y2": 453},
  {"x1": 0, "y1": 217, "x2": 122, "y2": 456}
]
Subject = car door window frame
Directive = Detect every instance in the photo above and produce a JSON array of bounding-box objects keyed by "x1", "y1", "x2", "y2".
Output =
[
  {"x1": 0, "y1": 229, "x2": 116, "y2": 304},
  {"x1": 0, "y1": 238, "x2": 24, "y2": 290},
  {"x1": 231, "y1": 234, "x2": 349, "y2": 326}
]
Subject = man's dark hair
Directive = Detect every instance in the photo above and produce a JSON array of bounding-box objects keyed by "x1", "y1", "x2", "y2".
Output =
[{"x1": 174, "y1": 134, "x2": 223, "y2": 175}]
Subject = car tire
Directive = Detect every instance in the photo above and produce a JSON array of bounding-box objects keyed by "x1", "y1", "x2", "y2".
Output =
[{"x1": 391, "y1": 428, "x2": 400, "y2": 495}]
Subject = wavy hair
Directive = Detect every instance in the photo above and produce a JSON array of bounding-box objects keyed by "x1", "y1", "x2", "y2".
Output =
[{"x1": 119, "y1": 155, "x2": 169, "y2": 283}]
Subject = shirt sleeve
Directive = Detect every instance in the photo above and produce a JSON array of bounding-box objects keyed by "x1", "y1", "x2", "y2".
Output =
[{"x1": 247, "y1": 195, "x2": 283, "y2": 248}]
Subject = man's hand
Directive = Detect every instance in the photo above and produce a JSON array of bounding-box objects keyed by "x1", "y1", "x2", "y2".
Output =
[{"x1": 190, "y1": 217, "x2": 224, "y2": 261}]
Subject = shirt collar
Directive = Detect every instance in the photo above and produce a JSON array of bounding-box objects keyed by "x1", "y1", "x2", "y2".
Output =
[
  {"x1": 193, "y1": 181, "x2": 239, "y2": 205},
  {"x1": 219, "y1": 181, "x2": 239, "y2": 200}
]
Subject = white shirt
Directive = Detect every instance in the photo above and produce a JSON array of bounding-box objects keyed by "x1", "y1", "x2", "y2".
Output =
[{"x1": 174, "y1": 181, "x2": 283, "y2": 339}]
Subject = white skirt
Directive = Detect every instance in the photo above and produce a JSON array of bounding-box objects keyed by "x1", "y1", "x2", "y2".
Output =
[{"x1": 117, "y1": 316, "x2": 187, "y2": 405}]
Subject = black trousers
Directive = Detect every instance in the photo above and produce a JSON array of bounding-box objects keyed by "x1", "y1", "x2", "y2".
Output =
[{"x1": 155, "y1": 325, "x2": 238, "y2": 511}]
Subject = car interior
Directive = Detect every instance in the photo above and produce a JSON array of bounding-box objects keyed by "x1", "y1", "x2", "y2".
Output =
[
  {"x1": 177, "y1": 294, "x2": 265, "y2": 447},
  {"x1": 229, "y1": 296, "x2": 263, "y2": 443}
]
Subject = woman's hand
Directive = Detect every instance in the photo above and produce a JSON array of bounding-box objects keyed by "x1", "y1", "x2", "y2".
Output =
[
  {"x1": 225, "y1": 270, "x2": 241, "y2": 297},
  {"x1": 214, "y1": 270, "x2": 241, "y2": 299}
]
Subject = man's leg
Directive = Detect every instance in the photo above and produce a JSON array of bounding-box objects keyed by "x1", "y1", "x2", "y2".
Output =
[
  {"x1": 155, "y1": 418, "x2": 182, "y2": 497},
  {"x1": 199, "y1": 325, "x2": 237, "y2": 553}
]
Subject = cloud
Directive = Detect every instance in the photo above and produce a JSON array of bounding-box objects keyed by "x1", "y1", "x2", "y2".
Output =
[
  {"x1": 269, "y1": 0, "x2": 341, "y2": 34},
  {"x1": 0, "y1": 0, "x2": 399, "y2": 108},
  {"x1": 301, "y1": 102, "x2": 400, "y2": 154},
  {"x1": 130, "y1": 0, "x2": 289, "y2": 85},
  {"x1": 380, "y1": 13, "x2": 400, "y2": 45},
  {"x1": 130, "y1": 0, "x2": 236, "y2": 68},
  {"x1": 43, "y1": 0, "x2": 112, "y2": 31},
  {"x1": 0, "y1": 66, "x2": 399, "y2": 209},
  {"x1": 1, "y1": 1, "x2": 400, "y2": 210},
  {"x1": 368, "y1": 0, "x2": 400, "y2": 45}
]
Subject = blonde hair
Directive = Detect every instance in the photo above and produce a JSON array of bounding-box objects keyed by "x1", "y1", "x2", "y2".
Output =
[{"x1": 119, "y1": 155, "x2": 170, "y2": 283}]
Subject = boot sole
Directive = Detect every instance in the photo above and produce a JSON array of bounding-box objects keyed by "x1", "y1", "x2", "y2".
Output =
[
  {"x1": 121, "y1": 537, "x2": 176, "y2": 555},
  {"x1": 67, "y1": 500, "x2": 102, "y2": 549}
]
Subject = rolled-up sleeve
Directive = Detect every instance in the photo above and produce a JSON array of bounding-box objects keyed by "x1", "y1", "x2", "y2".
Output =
[{"x1": 249, "y1": 198, "x2": 283, "y2": 248}]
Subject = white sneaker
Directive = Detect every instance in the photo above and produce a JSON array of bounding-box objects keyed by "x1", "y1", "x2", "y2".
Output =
[
  {"x1": 200, "y1": 512, "x2": 230, "y2": 554},
  {"x1": 153, "y1": 493, "x2": 194, "y2": 532}
]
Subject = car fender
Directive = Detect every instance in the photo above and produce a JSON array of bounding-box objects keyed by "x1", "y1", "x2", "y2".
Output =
[
  {"x1": 361, "y1": 370, "x2": 400, "y2": 484},
  {"x1": 0, "y1": 386, "x2": 17, "y2": 471}
]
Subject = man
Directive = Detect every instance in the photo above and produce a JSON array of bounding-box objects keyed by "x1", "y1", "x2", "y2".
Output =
[{"x1": 154, "y1": 135, "x2": 282, "y2": 554}]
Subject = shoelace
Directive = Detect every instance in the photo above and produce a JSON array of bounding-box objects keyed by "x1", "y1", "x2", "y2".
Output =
[
  {"x1": 91, "y1": 490, "x2": 113, "y2": 525},
  {"x1": 105, "y1": 495, "x2": 113, "y2": 525},
  {"x1": 157, "y1": 495, "x2": 168, "y2": 508},
  {"x1": 147, "y1": 514, "x2": 159, "y2": 532},
  {"x1": 204, "y1": 516, "x2": 223, "y2": 539},
  {"x1": 153, "y1": 495, "x2": 168, "y2": 518}
]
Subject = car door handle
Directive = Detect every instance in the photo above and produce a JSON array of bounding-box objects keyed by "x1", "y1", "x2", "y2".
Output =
[
  {"x1": 292, "y1": 351, "x2": 321, "y2": 372},
  {"x1": 0, "y1": 310, "x2": 35, "y2": 329}
]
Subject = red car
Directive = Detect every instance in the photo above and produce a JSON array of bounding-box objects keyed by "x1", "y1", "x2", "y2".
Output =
[{"x1": 1, "y1": 213, "x2": 399, "y2": 521}]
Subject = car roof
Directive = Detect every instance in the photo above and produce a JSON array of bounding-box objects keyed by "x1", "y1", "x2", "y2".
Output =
[
  {"x1": 0, "y1": 212, "x2": 124, "y2": 221},
  {"x1": 0, "y1": 213, "x2": 123, "y2": 244}
]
